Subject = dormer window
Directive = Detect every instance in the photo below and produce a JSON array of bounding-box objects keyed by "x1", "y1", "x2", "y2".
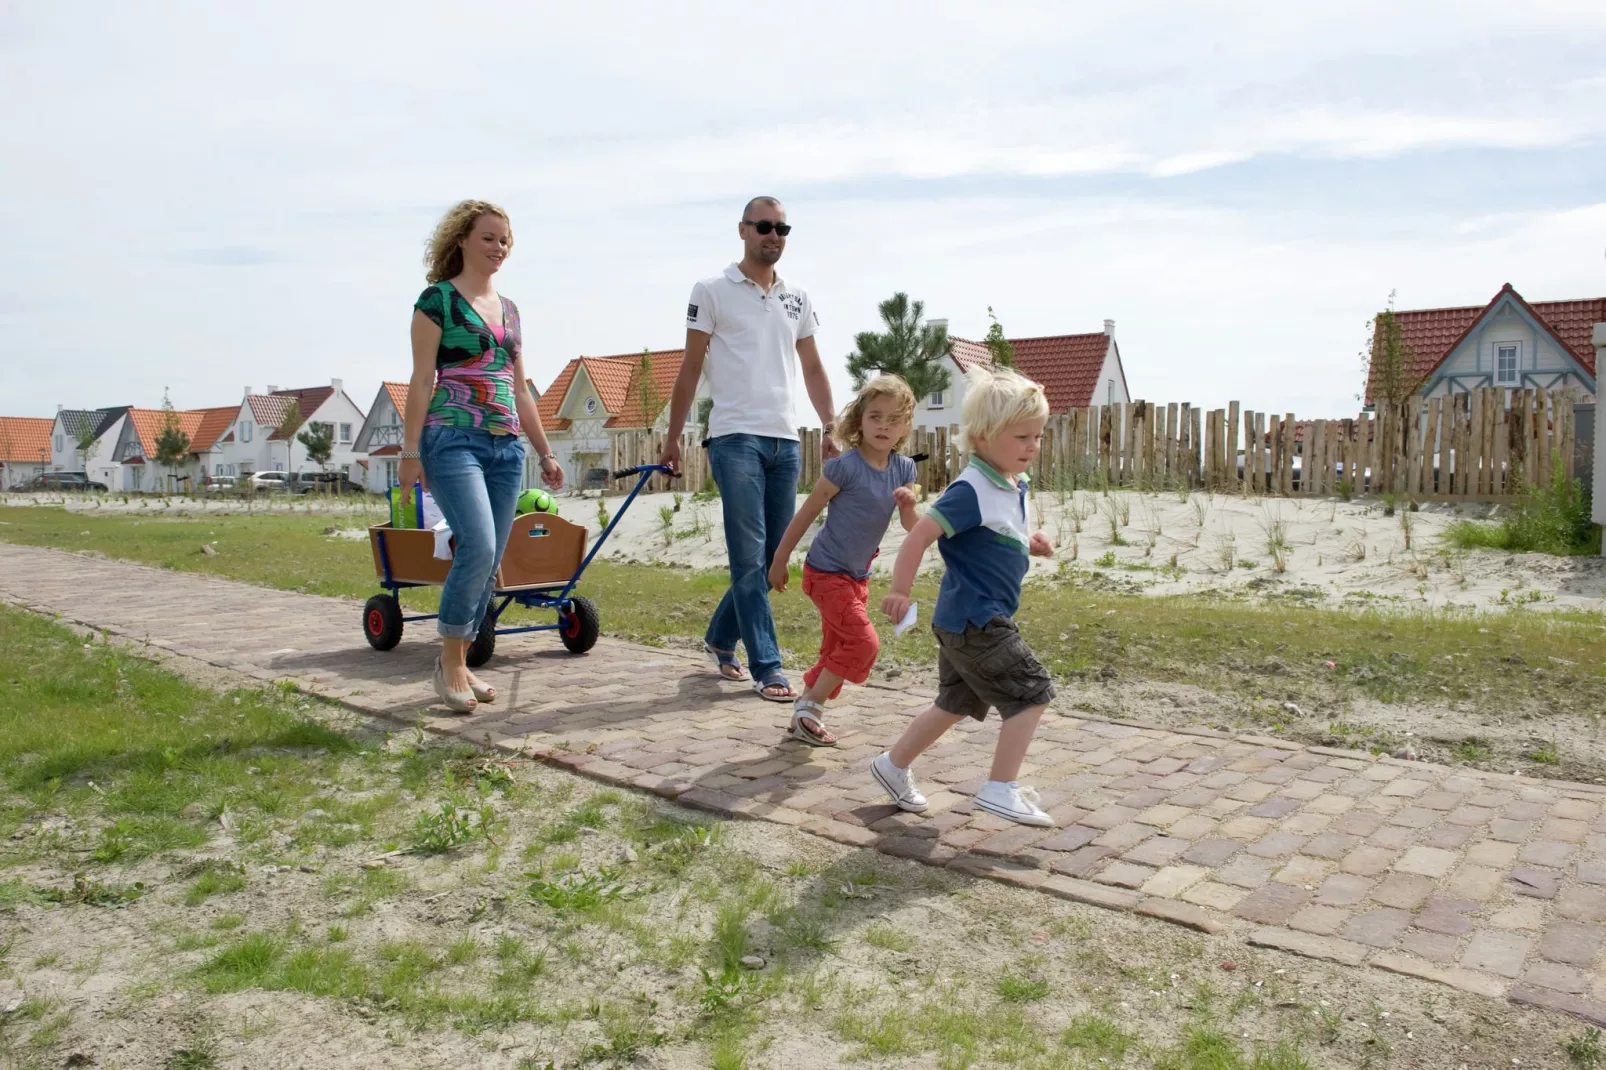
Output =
[
  {"x1": 928, "y1": 390, "x2": 944, "y2": 408},
  {"x1": 1495, "y1": 343, "x2": 1520, "y2": 386},
  {"x1": 585, "y1": 397, "x2": 598, "y2": 415}
]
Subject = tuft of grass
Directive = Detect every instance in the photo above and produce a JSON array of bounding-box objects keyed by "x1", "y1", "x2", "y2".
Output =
[
  {"x1": 863, "y1": 924, "x2": 916, "y2": 953},
  {"x1": 995, "y1": 973, "x2": 1050, "y2": 1002},
  {"x1": 1061, "y1": 1013, "x2": 1135, "y2": 1060},
  {"x1": 167, "y1": 1041, "x2": 220, "y2": 1070},
  {"x1": 1566, "y1": 1026, "x2": 1605, "y2": 1068},
  {"x1": 184, "y1": 861, "x2": 247, "y2": 906},
  {"x1": 1443, "y1": 465, "x2": 1598, "y2": 556},
  {"x1": 194, "y1": 932, "x2": 285, "y2": 994}
]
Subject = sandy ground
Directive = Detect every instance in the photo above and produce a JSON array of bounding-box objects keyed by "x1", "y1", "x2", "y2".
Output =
[{"x1": 584, "y1": 488, "x2": 1606, "y2": 613}]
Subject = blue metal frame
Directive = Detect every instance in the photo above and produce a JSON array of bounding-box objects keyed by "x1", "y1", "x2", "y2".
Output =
[{"x1": 370, "y1": 464, "x2": 672, "y2": 640}]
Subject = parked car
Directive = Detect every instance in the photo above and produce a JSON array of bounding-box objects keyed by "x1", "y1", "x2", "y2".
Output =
[
  {"x1": 246, "y1": 471, "x2": 294, "y2": 492},
  {"x1": 22, "y1": 472, "x2": 108, "y2": 492},
  {"x1": 293, "y1": 471, "x2": 368, "y2": 495},
  {"x1": 202, "y1": 475, "x2": 238, "y2": 494}
]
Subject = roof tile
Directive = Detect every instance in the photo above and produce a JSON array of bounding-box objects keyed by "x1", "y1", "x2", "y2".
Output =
[
  {"x1": 951, "y1": 333, "x2": 1115, "y2": 411},
  {"x1": 0, "y1": 417, "x2": 55, "y2": 463}
]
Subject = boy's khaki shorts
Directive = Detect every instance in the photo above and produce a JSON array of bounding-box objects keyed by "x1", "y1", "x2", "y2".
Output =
[{"x1": 933, "y1": 616, "x2": 1056, "y2": 720}]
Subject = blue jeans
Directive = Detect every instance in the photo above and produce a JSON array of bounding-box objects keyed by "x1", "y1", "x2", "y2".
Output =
[
  {"x1": 420, "y1": 426, "x2": 526, "y2": 639},
  {"x1": 706, "y1": 434, "x2": 801, "y2": 683}
]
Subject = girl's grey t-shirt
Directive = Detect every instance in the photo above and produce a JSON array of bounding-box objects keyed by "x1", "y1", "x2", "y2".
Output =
[{"x1": 805, "y1": 449, "x2": 917, "y2": 580}]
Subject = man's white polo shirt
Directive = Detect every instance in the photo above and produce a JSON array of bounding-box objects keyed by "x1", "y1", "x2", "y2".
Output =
[{"x1": 687, "y1": 263, "x2": 819, "y2": 441}]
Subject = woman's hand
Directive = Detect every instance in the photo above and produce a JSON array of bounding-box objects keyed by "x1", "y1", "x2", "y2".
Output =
[
  {"x1": 539, "y1": 455, "x2": 565, "y2": 490},
  {"x1": 398, "y1": 458, "x2": 425, "y2": 496}
]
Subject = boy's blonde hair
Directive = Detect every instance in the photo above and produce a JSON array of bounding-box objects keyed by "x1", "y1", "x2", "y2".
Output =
[
  {"x1": 834, "y1": 373, "x2": 916, "y2": 452},
  {"x1": 959, "y1": 365, "x2": 1050, "y2": 453}
]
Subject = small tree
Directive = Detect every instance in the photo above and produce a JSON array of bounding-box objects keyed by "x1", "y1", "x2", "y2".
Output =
[
  {"x1": 275, "y1": 399, "x2": 304, "y2": 474},
  {"x1": 982, "y1": 306, "x2": 1016, "y2": 368},
  {"x1": 1360, "y1": 290, "x2": 1424, "y2": 409},
  {"x1": 845, "y1": 292, "x2": 953, "y2": 400},
  {"x1": 73, "y1": 414, "x2": 99, "y2": 462},
  {"x1": 297, "y1": 421, "x2": 335, "y2": 489},
  {"x1": 153, "y1": 388, "x2": 191, "y2": 493},
  {"x1": 627, "y1": 349, "x2": 666, "y2": 432}
]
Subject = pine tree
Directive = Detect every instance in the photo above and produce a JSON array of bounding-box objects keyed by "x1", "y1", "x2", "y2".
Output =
[
  {"x1": 153, "y1": 388, "x2": 191, "y2": 492},
  {"x1": 844, "y1": 293, "x2": 953, "y2": 400}
]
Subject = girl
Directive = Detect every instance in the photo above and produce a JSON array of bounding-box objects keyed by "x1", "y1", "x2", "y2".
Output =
[{"x1": 768, "y1": 374, "x2": 920, "y2": 746}]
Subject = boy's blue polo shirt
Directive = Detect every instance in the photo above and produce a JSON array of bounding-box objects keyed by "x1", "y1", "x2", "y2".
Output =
[{"x1": 925, "y1": 457, "x2": 1031, "y2": 633}]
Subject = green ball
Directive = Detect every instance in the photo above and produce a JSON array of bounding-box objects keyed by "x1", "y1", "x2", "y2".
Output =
[{"x1": 517, "y1": 488, "x2": 556, "y2": 515}]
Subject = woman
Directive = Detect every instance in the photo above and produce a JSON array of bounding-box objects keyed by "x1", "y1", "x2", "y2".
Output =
[{"x1": 397, "y1": 200, "x2": 564, "y2": 712}]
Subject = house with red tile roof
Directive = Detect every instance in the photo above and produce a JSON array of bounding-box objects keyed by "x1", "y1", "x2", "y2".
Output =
[
  {"x1": 211, "y1": 381, "x2": 368, "y2": 482},
  {"x1": 1366, "y1": 284, "x2": 1601, "y2": 408},
  {"x1": 0, "y1": 416, "x2": 56, "y2": 490},
  {"x1": 534, "y1": 349, "x2": 709, "y2": 489},
  {"x1": 352, "y1": 382, "x2": 413, "y2": 492},
  {"x1": 913, "y1": 319, "x2": 1130, "y2": 431}
]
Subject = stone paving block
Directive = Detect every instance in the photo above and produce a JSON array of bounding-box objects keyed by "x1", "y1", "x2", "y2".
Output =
[
  {"x1": 1518, "y1": 840, "x2": 1576, "y2": 868},
  {"x1": 1134, "y1": 896, "x2": 1223, "y2": 933},
  {"x1": 1041, "y1": 874, "x2": 1142, "y2": 911},
  {"x1": 1135, "y1": 803, "x2": 1192, "y2": 827},
  {"x1": 1370, "y1": 872, "x2": 1435, "y2": 910},
  {"x1": 1379, "y1": 778, "x2": 1428, "y2": 797},
  {"x1": 1305, "y1": 794, "x2": 1355, "y2": 816},
  {"x1": 1079, "y1": 804, "x2": 1141, "y2": 831},
  {"x1": 1372, "y1": 953, "x2": 1508, "y2": 998},
  {"x1": 1580, "y1": 861, "x2": 1606, "y2": 886},
  {"x1": 1140, "y1": 864, "x2": 1209, "y2": 898},
  {"x1": 1543, "y1": 818, "x2": 1591, "y2": 844},
  {"x1": 1288, "y1": 904, "x2": 1352, "y2": 936},
  {"x1": 1400, "y1": 930, "x2": 1461, "y2": 964},
  {"x1": 1414, "y1": 897, "x2": 1477, "y2": 935},
  {"x1": 1553, "y1": 799, "x2": 1600, "y2": 822},
  {"x1": 1094, "y1": 822, "x2": 1158, "y2": 851},
  {"x1": 1510, "y1": 866, "x2": 1564, "y2": 899},
  {"x1": 1369, "y1": 825, "x2": 1419, "y2": 850},
  {"x1": 1166, "y1": 814, "x2": 1218, "y2": 840},
  {"x1": 1248, "y1": 796, "x2": 1301, "y2": 819},
  {"x1": 1394, "y1": 846, "x2": 1460, "y2": 878},
  {"x1": 1216, "y1": 854, "x2": 1278, "y2": 890},
  {"x1": 1316, "y1": 873, "x2": 1373, "y2": 907},
  {"x1": 1420, "y1": 822, "x2": 1476, "y2": 850},
  {"x1": 1246, "y1": 830, "x2": 1308, "y2": 858},
  {"x1": 1247, "y1": 926, "x2": 1368, "y2": 966},
  {"x1": 972, "y1": 823, "x2": 1056, "y2": 858},
  {"x1": 1462, "y1": 931, "x2": 1532, "y2": 978},
  {"x1": 1233, "y1": 883, "x2": 1310, "y2": 925},
  {"x1": 1340, "y1": 846, "x2": 1397, "y2": 877},
  {"x1": 1505, "y1": 801, "x2": 1550, "y2": 821},
  {"x1": 1465, "y1": 840, "x2": 1518, "y2": 868},
  {"x1": 1273, "y1": 856, "x2": 1333, "y2": 887},
  {"x1": 1217, "y1": 816, "x2": 1274, "y2": 842},
  {"x1": 1557, "y1": 885, "x2": 1606, "y2": 924},
  {"x1": 1491, "y1": 818, "x2": 1533, "y2": 843},
  {"x1": 1507, "y1": 985, "x2": 1606, "y2": 1028},
  {"x1": 1123, "y1": 836, "x2": 1190, "y2": 868},
  {"x1": 1346, "y1": 907, "x2": 1413, "y2": 948},
  {"x1": 1300, "y1": 831, "x2": 1359, "y2": 860},
  {"x1": 1539, "y1": 922, "x2": 1605, "y2": 967},
  {"x1": 1446, "y1": 805, "x2": 1498, "y2": 827},
  {"x1": 1525, "y1": 961, "x2": 1593, "y2": 994},
  {"x1": 1035, "y1": 826, "x2": 1098, "y2": 853},
  {"x1": 1181, "y1": 881, "x2": 1247, "y2": 911},
  {"x1": 1332, "y1": 811, "x2": 1384, "y2": 836},
  {"x1": 1093, "y1": 861, "x2": 1157, "y2": 889},
  {"x1": 1049, "y1": 846, "x2": 1117, "y2": 878},
  {"x1": 1385, "y1": 806, "x2": 1438, "y2": 830}
]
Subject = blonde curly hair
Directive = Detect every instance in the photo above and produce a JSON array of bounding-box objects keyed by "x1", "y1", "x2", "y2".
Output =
[
  {"x1": 834, "y1": 374, "x2": 916, "y2": 452},
  {"x1": 424, "y1": 200, "x2": 512, "y2": 284}
]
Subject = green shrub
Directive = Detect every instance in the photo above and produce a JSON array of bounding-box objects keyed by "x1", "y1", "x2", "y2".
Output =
[{"x1": 1444, "y1": 461, "x2": 1597, "y2": 556}]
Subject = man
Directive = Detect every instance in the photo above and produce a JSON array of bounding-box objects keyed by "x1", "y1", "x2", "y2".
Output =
[{"x1": 661, "y1": 196, "x2": 839, "y2": 701}]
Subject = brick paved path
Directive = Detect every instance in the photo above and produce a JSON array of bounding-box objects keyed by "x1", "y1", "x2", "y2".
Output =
[{"x1": 4, "y1": 543, "x2": 1604, "y2": 1026}]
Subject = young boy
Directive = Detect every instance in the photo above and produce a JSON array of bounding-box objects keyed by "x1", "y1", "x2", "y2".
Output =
[{"x1": 873, "y1": 365, "x2": 1057, "y2": 827}]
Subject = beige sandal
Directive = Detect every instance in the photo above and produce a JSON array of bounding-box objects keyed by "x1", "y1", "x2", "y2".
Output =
[{"x1": 432, "y1": 656, "x2": 477, "y2": 714}]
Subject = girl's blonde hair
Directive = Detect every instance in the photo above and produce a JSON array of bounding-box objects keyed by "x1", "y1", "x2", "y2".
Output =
[
  {"x1": 424, "y1": 200, "x2": 512, "y2": 284},
  {"x1": 834, "y1": 374, "x2": 916, "y2": 452},
  {"x1": 959, "y1": 365, "x2": 1049, "y2": 453}
]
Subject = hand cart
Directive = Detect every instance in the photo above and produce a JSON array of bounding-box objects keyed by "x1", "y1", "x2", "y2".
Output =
[{"x1": 361, "y1": 464, "x2": 670, "y2": 667}]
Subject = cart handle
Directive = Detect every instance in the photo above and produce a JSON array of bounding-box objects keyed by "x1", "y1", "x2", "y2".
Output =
[{"x1": 611, "y1": 464, "x2": 675, "y2": 479}]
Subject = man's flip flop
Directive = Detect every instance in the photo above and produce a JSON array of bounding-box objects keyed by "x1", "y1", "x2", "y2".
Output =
[
  {"x1": 788, "y1": 697, "x2": 838, "y2": 747},
  {"x1": 703, "y1": 643, "x2": 748, "y2": 682},
  {"x1": 753, "y1": 674, "x2": 797, "y2": 702}
]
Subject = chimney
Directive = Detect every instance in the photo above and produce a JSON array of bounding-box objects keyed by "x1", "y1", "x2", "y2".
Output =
[
  {"x1": 244, "y1": 385, "x2": 252, "y2": 399},
  {"x1": 57, "y1": 403, "x2": 63, "y2": 412},
  {"x1": 266, "y1": 384, "x2": 279, "y2": 394},
  {"x1": 330, "y1": 378, "x2": 343, "y2": 392},
  {"x1": 1103, "y1": 319, "x2": 1116, "y2": 336},
  {"x1": 929, "y1": 318, "x2": 948, "y2": 332}
]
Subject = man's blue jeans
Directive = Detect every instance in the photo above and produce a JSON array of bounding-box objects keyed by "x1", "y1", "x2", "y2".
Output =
[
  {"x1": 706, "y1": 434, "x2": 801, "y2": 684},
  {"x1": 420, "y1": 425, "x2": 526, "y2": 639}
]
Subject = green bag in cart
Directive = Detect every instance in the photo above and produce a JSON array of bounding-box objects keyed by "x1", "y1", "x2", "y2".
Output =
[{"x1": 388, "y1": 483, "x2": 442, "y2": 529}]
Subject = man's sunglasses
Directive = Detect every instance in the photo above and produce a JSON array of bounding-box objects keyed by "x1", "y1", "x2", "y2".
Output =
[{"x1": 742, "y1": 219, "x2": 792, "y2": 236}]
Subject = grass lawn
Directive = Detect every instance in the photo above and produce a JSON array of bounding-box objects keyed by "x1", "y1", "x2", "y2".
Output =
[
  {"x1": 0, "y1": 604, "x2": 1592, "y2": 1069},
  {"x1": 3, "y1": 505, "x2": 1603, "y2": 728}
]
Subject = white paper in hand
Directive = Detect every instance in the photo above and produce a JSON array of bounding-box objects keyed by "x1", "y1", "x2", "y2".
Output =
[{"x1": 894, "y1": 602, "x2": 918, "y2": 637}]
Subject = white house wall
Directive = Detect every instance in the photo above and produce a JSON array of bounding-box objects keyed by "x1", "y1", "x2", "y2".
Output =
[
  {"x1": 84, "y1": 414, "x2": 125, "y2": 488},
  {"x1": 1428, "y1": 303, "x2": 1595, "y2": 400},
  {"x1": 911, "y1": 357, "x2": 970, "y2": 433},
  {"x1": 1092, "y1": 341, "x2": 1129, "y2": 407}
]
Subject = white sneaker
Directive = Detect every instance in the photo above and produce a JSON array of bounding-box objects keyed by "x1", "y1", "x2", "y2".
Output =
[
  {"x1": 975, "y1": 781, "x2": 1053, "y2": 827},
  {"x1": 872, "y1": 752, "x2": 928, "y2": 812}
]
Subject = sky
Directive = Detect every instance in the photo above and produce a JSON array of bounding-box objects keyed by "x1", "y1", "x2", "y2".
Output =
[{"x1": 3, "y1": 0, "x2": 1604, "y2": 426}]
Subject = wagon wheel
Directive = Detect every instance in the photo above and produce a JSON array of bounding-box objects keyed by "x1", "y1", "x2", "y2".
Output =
[
  {"x1": 363, "y1": 594, "x2": 403, "y2": 651},
  {"x1": 558, "y1": 595, "x2": 600, "y2": 654},
  {"x1": 466, "y1": 607, "x2": 497, "y2": 668}
]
